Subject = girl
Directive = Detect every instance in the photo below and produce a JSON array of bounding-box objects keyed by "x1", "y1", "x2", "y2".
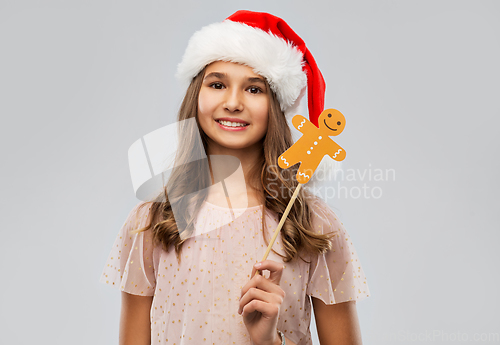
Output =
[{"x1": 100, "y1": 10, "x2": 370, "y2": 345}]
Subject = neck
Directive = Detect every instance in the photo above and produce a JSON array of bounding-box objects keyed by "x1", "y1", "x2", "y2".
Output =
[{"x1": 206, "y1": 139, "x2": 264, "y2": 205}]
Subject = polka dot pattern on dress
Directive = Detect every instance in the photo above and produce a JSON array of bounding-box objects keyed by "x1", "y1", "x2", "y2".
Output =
[{"x1": 100, "y1": 197, "x2": 370, "y2": 344}]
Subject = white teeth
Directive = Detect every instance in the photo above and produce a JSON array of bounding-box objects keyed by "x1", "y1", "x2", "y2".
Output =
[{"x1": 217, "y1": 120, "x2": 248, "y2": 127}]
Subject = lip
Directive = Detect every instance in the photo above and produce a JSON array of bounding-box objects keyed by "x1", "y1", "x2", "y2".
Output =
[
  {"x1": 215, "y1": 117, "x2": 249, "y2": 124},
  {"x1": 215, "y1": 118, "x2": 249, "y2": 131}
]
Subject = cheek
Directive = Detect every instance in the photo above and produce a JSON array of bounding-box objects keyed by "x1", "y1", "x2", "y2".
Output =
[
  {"x1": 198, "y1": 90, "x2": 215, "y2": 118},
  {"x1": 197, "y1": 95, "x2": 213, "y2": 135},
  {"x1": 254, "y1": 101, "x2": 269, "y2": 127}
]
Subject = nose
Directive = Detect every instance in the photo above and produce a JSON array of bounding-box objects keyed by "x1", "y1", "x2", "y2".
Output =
[{"x1": 223, "y1": 88, "x2": 244, "y2": 112}]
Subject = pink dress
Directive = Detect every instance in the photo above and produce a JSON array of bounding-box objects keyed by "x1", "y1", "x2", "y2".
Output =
[{"x1": 100, "y1": 197, "x2": 370, "y2": 344}]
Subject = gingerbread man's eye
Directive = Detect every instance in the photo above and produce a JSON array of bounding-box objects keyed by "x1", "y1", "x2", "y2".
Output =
[
  {"x1": 328, "y1": 113, "x2": 332, "y2": 118},
  {"x1": 337, "y1": 121, "x2": 341, "y2": 125}
]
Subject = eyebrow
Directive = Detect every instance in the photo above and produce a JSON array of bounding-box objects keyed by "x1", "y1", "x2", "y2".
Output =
[{"x1": 204, "y1": 72, "x2": 267, "y2": 85}]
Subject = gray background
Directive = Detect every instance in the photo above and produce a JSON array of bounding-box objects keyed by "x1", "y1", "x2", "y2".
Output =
[{"x1": 1, "y1": 0, "x2": 499, "y2": 344}]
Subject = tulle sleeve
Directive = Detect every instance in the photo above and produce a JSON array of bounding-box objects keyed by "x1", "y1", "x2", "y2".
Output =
[
  {"x1": 306, "y1": 198, "x2": 370, "y2": 304},
  {"x1": 99, "y1": 202, "x2": 156, "y2": 296}
]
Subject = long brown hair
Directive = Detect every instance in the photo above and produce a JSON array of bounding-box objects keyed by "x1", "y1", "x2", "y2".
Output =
[{"x1": 133, "y1": 64, "x2": 336, "y2": 264}]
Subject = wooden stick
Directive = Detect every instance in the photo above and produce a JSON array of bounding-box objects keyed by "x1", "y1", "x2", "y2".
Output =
[{"x1": 254, "y1": 183, "x2": 302, "y2": 277}]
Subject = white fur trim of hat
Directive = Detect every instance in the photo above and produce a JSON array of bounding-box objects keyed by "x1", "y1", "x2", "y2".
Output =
[{"x1": 176, "y1": 20, "x2": 307, "y2": 117}]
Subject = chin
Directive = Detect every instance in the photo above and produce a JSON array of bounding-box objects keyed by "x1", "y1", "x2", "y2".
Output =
[
  {"x1": 222, "y1": 143, "x2": 250, "y2": 150},
  {"x1": 215, "y1": 140, "x2": 256, "y2": 151}
]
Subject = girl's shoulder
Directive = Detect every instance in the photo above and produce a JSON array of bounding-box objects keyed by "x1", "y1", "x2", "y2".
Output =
[
  {"x1": 308, "y1": 195, "x2": 338, "y2": 218},
  {"x1": 305, "y1": 195, "x2": 346, "y2": 239},
  {"x1": 127, "y1": 200, "x2": 157, "y2": 226},
  {"x1": 131, "y1": 200, "x2": 154, "y2": 215},
  {"x1": 100, "y1": 200, "x2": 157, "y2": 295}
]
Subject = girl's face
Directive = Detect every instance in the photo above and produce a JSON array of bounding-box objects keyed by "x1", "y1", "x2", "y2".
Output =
[{"x1": 198, "y1": 61, "x2": 269, "y2": 153}]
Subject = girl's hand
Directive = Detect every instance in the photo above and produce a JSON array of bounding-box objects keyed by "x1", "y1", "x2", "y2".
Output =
[{"x1": 238, "y1": 260, "x2": 285, "y2": 345}]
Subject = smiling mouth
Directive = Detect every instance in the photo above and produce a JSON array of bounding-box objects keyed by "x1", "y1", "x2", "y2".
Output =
[
  {"x1": 324, "y1": 119, "x2": 337, "y2": 131},
  {"x1": 215, "y1": 119, "x2": 249, "y2": 128}
]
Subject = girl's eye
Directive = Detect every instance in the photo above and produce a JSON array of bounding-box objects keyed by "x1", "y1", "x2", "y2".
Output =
[
  {"x1": 209, "y1": 82, "x2": 225, "y2": 90},
  {"x1": 248, "y1": 86, "x2": 263, "y2": 94}
]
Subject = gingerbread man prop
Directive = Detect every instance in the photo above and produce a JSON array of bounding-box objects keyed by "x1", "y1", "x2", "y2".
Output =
[
  {"x1": 278, "y1": 108, "x2": 346, "y2": 184},
  {"x1": 254, "y1": 108, "x2": 347, "y2": 277}
]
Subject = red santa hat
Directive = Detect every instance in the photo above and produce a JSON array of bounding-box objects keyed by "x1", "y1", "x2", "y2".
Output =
[{"x1": 176, "y1": 10, "x2": 326, "y2": 127}]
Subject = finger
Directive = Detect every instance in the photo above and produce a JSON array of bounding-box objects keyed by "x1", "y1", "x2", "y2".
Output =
[
  {"x1": 241, "y1": 299, "x2": 280, "y2": 319},
  {"x1": 240, "y1": 274, "x2": 281, "y2": 299},
  {"x1": 239, "y1": 260, "x2": 285, "y2": 301},
  {"x1": 241, "y1": 265, "x2": 263, "y2": 298},
  {"x1": 251, "y1": 265, "x2": 262, "y2": 278},
  {"x1": 238, "y1": 275, "x2": 285, "y2": 313},
  {"x1": 253, "y1": 260, "x2": 285, "y2": 285},
  {"x1": 238, "y1": 287, "x2": 279, "y2": 315},
  {"x1": 240, "y1": 268, "x2": 283, "y2": 300}
]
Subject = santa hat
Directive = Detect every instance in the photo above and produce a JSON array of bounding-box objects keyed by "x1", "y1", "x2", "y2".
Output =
[{"x1": 176, "y1": 10, "x2": 326, "y2": 127}]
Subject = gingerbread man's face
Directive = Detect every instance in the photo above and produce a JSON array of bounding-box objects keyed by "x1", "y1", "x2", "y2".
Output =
[{"x1": 318, "y1": 109, "x2": 345, "y2": 136}]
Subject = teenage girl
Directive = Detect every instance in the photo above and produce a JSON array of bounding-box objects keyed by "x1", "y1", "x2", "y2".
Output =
[{"x1": 100, "y1": 10, "x2": 370, "y2": 345}]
